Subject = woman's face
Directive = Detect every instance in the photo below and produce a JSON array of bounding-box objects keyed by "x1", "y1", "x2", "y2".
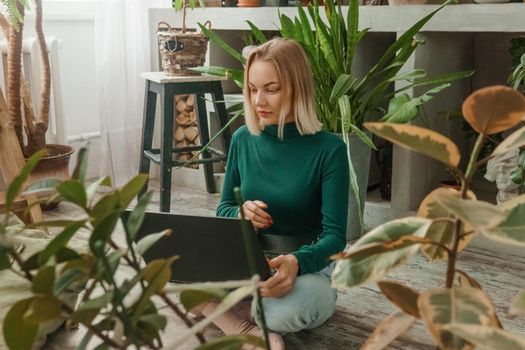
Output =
[{"x1": 248, "y1": 59, "x2": 293, "y2": 127}]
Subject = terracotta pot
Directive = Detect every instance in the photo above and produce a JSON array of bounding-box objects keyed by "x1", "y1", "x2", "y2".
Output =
[
  {"x1": 29, "y1": 144, "x2": 74, "y2": 209},
  {"x1": 237, "y1": 0, "x2": 260, "y2": 6}
]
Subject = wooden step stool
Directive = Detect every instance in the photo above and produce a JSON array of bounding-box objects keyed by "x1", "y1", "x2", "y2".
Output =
[{"x1": 138, "y1": 72, "x2": 233, "y2": 212}]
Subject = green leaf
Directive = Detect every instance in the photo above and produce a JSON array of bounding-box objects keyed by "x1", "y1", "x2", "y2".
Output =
[
  {"x1": 136, "y1": 230, "x2": 172, "y2": 256},
  {"x1": 199, "y1": 23, "x2": 245, "y2": 64},
  {"x1": 332, "y1": 217, "x2": 432, "y2": 288},
  {"x1": 350, "y1": 125, "x2": 376, "y2": 150},
  {"x1": 119, "y1": 174, "x2": 148, "y2": 208},
  {"x1": 125, "y1": 191, "x2": 153, "y2": 242},
  {"x1": 54, "y1": 267, "x2": 84, "y2": 295},
  {"x1": 73, "y1": 291, "x2": 114, "y2": 324},
  {"x1": 24, "y1": 296, "x2": 62, "y2": 323},
  {"x1": 330, "y1": 74, "x2": 356, "y2": 103},
  {"x1": 195, "y1": 335, "x2": 265, "y2": 350},
  {"x1": 91, "y1": 193, "x2": 120, "y2": 226},
  {"x1": 388, "y1": 69, "x2": 427, "y2": 82},
  {"x1": 418, "y1": 188, "x2": 476, "y2": 261},
  {"x1": 510, "y1": 291, "x2": 525, "y2": 316},
  {"x1": 190, "y1": 66, "x2": 244, "y2": 86},
  {"x1": 510, "y1": 168, "x2": 524, "y2": 185},
  {"x1": 32, "y1": 266, "x2": 55, "y2": 294},
  {"x1": 443, "y1": 324, "x2": 525, "y2": 350},
  {"x1": 432, "y1": 191, "x2": 507, "y2": 232},
  {"x1": 418, "y1": 287, "x2": 500, "y2": 349},
  {"x1": 381, "y1": 83, "x2": 451, "y2": 124},
  {"x1": 180, "y1": 289, "x2": 228, "y2": 312},
  {"x1": 3, "y1": 299, "x2": 39, "y2": 350},
  {"x1": 364, "y1": 122, "x2": 461, "y2": 168},
  {"x1": 72, "y1": 146, "x2": 89, "y2": 183},
  {"x1": 339, "y1": 95, "x2": 352, "y2": 134},
  {"x1": 482, "y1": 199, "x2": 525, "y2": 247},
  {"x1": 38, "y1": 221, "x2": 86, "y2": 265},
  {"x1": 0, "y1": 246, "x2": 11, "y2": 271},
  {"x1": 246, "y1": 20, "x2": 267, "y2": 44},
  {"x1": 57, "y1": 180, "x2": 87, "y2": 207},
  {"x1": 89, "y1": 211, "x2": 121, "y2": 254},
  {"x1": 361, "y1": 311, "x2": 416, "y2": 350},
  {"x1": 5, "y1": 150, "x2": 45, "y2": 212}
]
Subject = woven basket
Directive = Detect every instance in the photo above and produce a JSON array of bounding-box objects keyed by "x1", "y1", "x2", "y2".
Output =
[{"x1": 157, "y1": 21, "x2": 210, "y2": 76}]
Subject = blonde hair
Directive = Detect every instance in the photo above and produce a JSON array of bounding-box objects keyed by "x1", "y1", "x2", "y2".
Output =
[{"x1": 243, "y1": 37, "x2": 322, "y2": 138}]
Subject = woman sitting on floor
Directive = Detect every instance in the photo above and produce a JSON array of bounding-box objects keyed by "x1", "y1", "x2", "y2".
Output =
[{"x1": 197, "y1": 37, "x2": 350, "y2": 349}]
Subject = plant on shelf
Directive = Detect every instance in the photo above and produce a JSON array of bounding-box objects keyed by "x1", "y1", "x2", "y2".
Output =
[
  {"x1": 0, "y1": 147, "x2": 268, "y2": 350},
  {"x1": 332, "y1": 85, "x2": 525, "y2": 349},
  {"x1": 172, "y1": 0, "x2": 204, "y2": 33},
  {"x1": 195, "y1": 0, "x2": 472, "y2": 238}
]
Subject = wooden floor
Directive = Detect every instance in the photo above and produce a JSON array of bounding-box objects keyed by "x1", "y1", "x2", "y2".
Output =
[{"x1": 45, "y1": 183, "x2": 525, "y2": 350}]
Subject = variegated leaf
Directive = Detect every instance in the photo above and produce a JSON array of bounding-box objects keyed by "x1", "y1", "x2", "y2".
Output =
[
  {"x1": 418, "y1": 288, "x2": 500, "y2": 350},
  {"x1": 492, "y1": 125, "x2": 525, "y2": 158},
  {"x1": 443, "y1": 324, "x2": 525, "y2": 350},
  {"x1": 483, "y1": 198, "x2": 525, "y2": 247},
  {"x1": 364, "y1": 122, "x2": 460, "y2": 168},
  {"x1": 432, "y1": 191, "x2": 506, "y2": 231},
  {"x1": 510, "y1": 291, "x2": 525, "y2": 316},
  {"x1": 378, "y1": 281, "x2": 420, "y2": 318},
  {"x1": 418, "y1": 188, "x2": 476, "y2": 261},
  {"x1": 462, "y1": 85, "x2": 525, "y2": 135},
  {"x1": 332, "y1": 217, "x2": 432, "y2": 288},
  {"x1": 361, "y1": 311, "x2": 416, "y2": 350}
]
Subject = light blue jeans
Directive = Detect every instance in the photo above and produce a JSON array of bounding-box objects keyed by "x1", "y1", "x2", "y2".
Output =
[{"x1": 251, "y1": 263, "x2": 337, "y2": 334}]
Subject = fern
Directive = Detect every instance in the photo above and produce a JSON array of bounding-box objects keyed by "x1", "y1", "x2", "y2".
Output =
[{"x1": 1, "y1": 0, "x2": 30, "y2": 32}]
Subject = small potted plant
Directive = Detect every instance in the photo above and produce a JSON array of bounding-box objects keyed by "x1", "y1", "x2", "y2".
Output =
[
  {"x1": 157, "y1": 0, "x2": 210, "y2": 75},
  {"x1": 0, "y1": 1, "x2": 74, "y2": 184}
]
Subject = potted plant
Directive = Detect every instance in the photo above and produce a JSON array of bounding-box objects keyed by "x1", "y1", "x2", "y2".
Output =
[
  {"x1": 196, "y1": 0, "x2": 472, "y2": 239},
  {"x1": 332, "y1": 85, "x2": 525, "y2": 348},
  {"x1": 157, "y1": 0, "x2": 210, "y2": 75},
  {"x1": 0, "y1": 0, "x2": 74, "y2": 183}
]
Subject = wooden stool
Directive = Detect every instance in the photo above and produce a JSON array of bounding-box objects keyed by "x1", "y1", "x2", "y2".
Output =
[{"x1": 139, "y1": 72, "x2": 232, "y2": 212}]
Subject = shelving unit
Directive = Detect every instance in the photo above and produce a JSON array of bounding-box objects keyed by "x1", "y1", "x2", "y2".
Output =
[{"x1": 148, "y1": 5, "x2": 524, "y2": 229}]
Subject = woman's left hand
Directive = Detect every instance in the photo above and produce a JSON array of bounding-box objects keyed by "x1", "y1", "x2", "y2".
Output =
[{"x1": 259, "y1": 254, "x2": 299, "y2": 298}]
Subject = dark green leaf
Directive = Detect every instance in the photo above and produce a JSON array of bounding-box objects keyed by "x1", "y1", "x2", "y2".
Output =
[
  {"x1": 89, "y1": 212, "x2": 122, "y2": 254},
  {"x1": 5, "y1": 150, "x2": 45, "y2": 212},
  {"x1": 72, "y1": 146, "x2": 89, "y2": 183},
  {"x1": 510, "y1": 168, "x2": 524, "y2": 185},
  {"x1": 246, "y1": 20, "x2": 267, "y2": 44},
  {"x1": 38, "y1": 221, "x2": 85, "y2": 265},
  {"x1": 55, "y1": 247, "x2": 81, "y2": 263},
  {"x1": 73, "y1": 291, "x2": 114, "y2": 324},
  {"x1": 57, "y1": 180, "x2": 87, "y2": 207},
  {"x1": 54, "y1": 267, "x2": 84, "y2": 295},
  {"x1": 86, "y1": 176, "x2": 112, "y2": 203},
  {"x1": 3, "y1": 299, "x2": 39, "y2": 350},
  {"x1": 91, "y1": 193, "x2": 120, "y2": 226},
  {"x1": 0, "y1": 246, "x2": 11, "y2": 271},
  {"x1": 119, "y1": 174, "x2": 148, "y2": 208},
  {"x1": 32, "y1": 266, "x2": 55, "y2": 294},
  {"x1": 330, "y1": 74, "x2": 356, "y2": 103},
  {"x1": 199, "y1": 23, "x2": 245, "y2": 64},
  {"x1": 125, "y1": 191, "x2": 153, "y2": 242},
  {"x1": 21, "y1": 251, "x2": 41, "y2": 271}
]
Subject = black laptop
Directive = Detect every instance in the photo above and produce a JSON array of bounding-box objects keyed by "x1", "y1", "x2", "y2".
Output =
[{"x1": 127, "y1": 211, "x2": 273, "y2": 283}]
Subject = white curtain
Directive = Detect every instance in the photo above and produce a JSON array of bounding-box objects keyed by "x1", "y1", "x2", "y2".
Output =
[{"x1": 95, "y1": 0, "x2": 171, "y2": 187}]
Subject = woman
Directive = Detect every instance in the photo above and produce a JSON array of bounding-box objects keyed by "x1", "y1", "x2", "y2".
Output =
[{"x1": 199, "y1": 37, "x2": 349, "y2": 349}]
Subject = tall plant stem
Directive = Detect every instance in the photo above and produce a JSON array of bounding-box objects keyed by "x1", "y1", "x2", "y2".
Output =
[{"x1": 445, "y1": 133, "x2": 485, "y2": 288}]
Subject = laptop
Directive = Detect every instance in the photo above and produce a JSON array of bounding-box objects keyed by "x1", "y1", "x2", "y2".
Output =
[{"x1": 126, "y1": 211, "x2": 272, "y2": 283}]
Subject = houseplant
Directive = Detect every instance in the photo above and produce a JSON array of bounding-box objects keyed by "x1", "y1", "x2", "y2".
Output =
[
  {"x1": 0, "y1": 147, "x2": 268, "y2": 349},
  {"x1": 195, "y1": 0, "x2": 472, "y2": 239},
  {"x1": 0, "y1": 1, "x2": 74, "y2": 173},
  {"x1": 157, "y1": 0, "x2": 210, "y2": 75},
  {"x1": 332, "y1": 85, "x2": 525, "y2": 348}
]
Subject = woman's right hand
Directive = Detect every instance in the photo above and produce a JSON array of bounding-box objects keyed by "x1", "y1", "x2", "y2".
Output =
[{"x1": 238, "y1": 200, "x2": 273, "y2": 230}]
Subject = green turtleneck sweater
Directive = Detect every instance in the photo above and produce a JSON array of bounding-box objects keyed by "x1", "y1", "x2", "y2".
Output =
[{"x1": 216, "y1": 123, "x2": 349, "y2": 275}]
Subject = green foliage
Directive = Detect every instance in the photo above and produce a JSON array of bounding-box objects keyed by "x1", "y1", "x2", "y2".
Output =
[
  {"x1": 0, "y1": 0, "x2": 30, "y2": 31},
  {"x1": 510, "y1": 149, "x2": 525, "y2": 192},
  {"x1": 0, "y1": 145, "x2": 266, "y2": 349},
  {"x1": 334, "y1": 86, "x2": 525, "y2": 348}
]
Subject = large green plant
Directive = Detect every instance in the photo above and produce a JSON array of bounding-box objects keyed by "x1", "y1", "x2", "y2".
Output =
[
  {"x1": 0, "y1": 148, "x2": 267, "y2": 350},
  {"x1": 332, "y1": 85, "x2": 525, "y2": 349}
]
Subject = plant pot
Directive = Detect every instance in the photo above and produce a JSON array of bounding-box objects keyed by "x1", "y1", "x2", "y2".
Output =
[
  {"x1": 237, "y1": 0, "x2": 260, "y2": 6},
  {"x1": 336, "y1": 133, "x2": 372, "y2": 241},
  {"x1": 29, "y1": 144, "x2": 74, "y2": 208},
  {"x1": 157, "y1": 22, "x2": 210, "y2": 76}
]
